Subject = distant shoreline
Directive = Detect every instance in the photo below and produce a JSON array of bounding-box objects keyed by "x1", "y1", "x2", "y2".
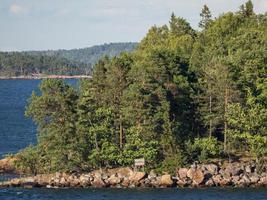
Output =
[{"x1": 0, "y1": 75, "x2": 92, "y2": 80}]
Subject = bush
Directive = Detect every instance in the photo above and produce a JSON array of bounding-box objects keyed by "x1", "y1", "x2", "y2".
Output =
[
  {"x1": 186, "y1": 137, "x2": 221, "y2": 163},
  {"x1": 14, "y1": 145, "x2": 39, "y2": 174}
]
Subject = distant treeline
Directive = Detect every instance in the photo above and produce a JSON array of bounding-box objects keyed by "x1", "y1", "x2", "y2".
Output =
[
  {"x1": 0, "y1": 43, "x2": 137, "y2": 77},
  {"x1": 27, "y1": 42, "x2": 138, "y2": 65}
]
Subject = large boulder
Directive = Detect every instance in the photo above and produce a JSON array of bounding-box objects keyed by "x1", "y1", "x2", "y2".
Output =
[
  {"x1": 186, "y1": 168, "x2": 194, "y2": 179},
  {"x1": 212, "y1": 174, "x2": 222, "y2": 186},
  {"x1": 258, "y1": 175, "x2": 267, "y2": 186},
  {"x1": 10, "y1": 178, "x2": 21, "y2": 187},
  {"x1": 92, "y1": 177, "x2": 106, "y2": 188},
  {"x1": 107, "y1": 167, "x2": 134, "y2": 178},
  {"x1": 249, "y1": 174, "x2": 260, "y2": 184},
  {"x1": 0, "y1": 157, "x2": 16, "y2": 173},
  {"x1": 21, "y1": 177, "x2": 37, "y2": 188},
  {"x1": 187, "y1": 168, "x2": 204, "y2": 185},
  {"x1": 160, "y1": 174, "x2": 173, "y2": 187},
  {"x1": 205, "y1": 179, "x2": 215, "y2": 187},
  {"x1": 107, "y1": 174, "x2": 121, "y2": 186},
  {"x1": 129, "y1": 172, "x2": 146, "y2": 183},
  {"x1": 192, "y1": 169, "x2": 205, "y2": 185},
  {"x1": 204, "y1": 164, "x2": 218, "y2": 175},
  {"x1": 79, "y1": 174, "x2": 91, "y2": 187},
  {"x1": 224, "y1": 164, "x2": 242, "y2": 176},
  {"x1": 178, "y1": 168, "x2": 188, "y2": 180}
]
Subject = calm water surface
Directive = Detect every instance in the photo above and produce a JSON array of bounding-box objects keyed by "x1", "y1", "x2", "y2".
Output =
[
  {"x1": 0, "y1": 80, "x2": 266, "y2": 200},
  {"x1": 0, "y1": 188, "x2": 267, "y2": 200}
]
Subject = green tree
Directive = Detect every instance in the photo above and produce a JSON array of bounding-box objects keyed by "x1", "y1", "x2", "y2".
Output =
[{"x1": 199, "y1": 5, "x2": 212, "y2": 29}]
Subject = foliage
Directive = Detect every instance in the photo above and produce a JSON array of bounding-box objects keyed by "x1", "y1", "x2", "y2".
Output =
[
  {"x1": 0, "y1": 43, "x2": 137, "y2": 76},
  {"x1": 14, "y1": 1, "x2": 267, "y2": 173},
  {"x1": 186, "y1": 137, "x2": 221, "y2": 163}
]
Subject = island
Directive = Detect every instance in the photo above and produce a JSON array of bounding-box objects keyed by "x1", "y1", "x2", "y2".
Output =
[{"x1": 0, "y1": 0, "x2": 266, "y2": 189}]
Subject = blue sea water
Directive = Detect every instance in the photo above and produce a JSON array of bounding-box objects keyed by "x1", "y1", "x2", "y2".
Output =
[
  {"x1": 0, "y1": 79, "x2": 77, "y2": 158},
  {"x1": 0, "y1": 188, "x2": 267, "y2": 200},
  {"x1": 0, "y1": 79, "x2": 266, "y2": 200}
]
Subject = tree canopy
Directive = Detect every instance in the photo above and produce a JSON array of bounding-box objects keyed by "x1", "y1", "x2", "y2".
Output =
[{"x1": 15, "y1": 1, "x2": 267, "y2": 174}]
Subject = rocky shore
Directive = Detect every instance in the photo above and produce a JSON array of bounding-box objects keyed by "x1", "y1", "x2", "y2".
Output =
[{"x1": 1, "y1": 161, "x2": 266, "y2": 188}]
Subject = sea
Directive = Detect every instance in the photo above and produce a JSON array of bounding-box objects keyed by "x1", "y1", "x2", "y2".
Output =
[{"x1": 0, "y1": 79, "x2": 266, "y2": 200}]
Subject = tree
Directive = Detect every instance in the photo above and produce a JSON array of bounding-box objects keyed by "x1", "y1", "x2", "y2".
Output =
[
  {"x1": 169, "y1": 13, "x2": 195, "y2": 37},
  {"x1": 199, "y1": 5, "x2": 212, "y2": 29},
  {"x1": 25, "y1": 79, "x2": 79, "y2": 172}
]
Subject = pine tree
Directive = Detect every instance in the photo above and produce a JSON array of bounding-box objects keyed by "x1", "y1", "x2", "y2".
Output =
[{"x1": 199, "y1": 5, "x2": 212, "y2": 29}]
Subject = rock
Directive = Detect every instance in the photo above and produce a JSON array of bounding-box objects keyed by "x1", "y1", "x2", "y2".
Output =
[
  {"x1": 250, "y1": 174, "x2": 260, "y2": 183},
  {"x1": 129, "y1": 172, "x2": 146, "y2": 183},
  {"x1": 35, "y1": 174, "x2": 51, "y2": 187},
  {"x1": 242, "y1": 175, "x2": 250, "y2": 183},
  {"x1": 192, "y1": 169, "x2": 205, "y2": 185},
  {"x1": 178, "y1": 168, "x2": 188, "y2": 180},
  {"x1": 107, "y1": 167, "x2": 134, "y2": 178},
  {"x1": 55, "y1": 172, "x2": 61, "y2": 179},
  {"x1": 160, "y1": 174, "x2": 173, "y2": 187},
  {"x1": 22, "y1": 177, "x2": 37, "y2": 188},
  {"x1": 121, "y1": 178, "x2": 130, "y2": 187},
  {"x1": 151, "y1": 176, "x2": 161, "y2": 188},
  {"x1": 258, "y1": 176, "x2": 267, "y2": 186},
  {"x1": 203, "y1": 171, "x2": 213, "y2": 180},
  {"x1": 107, "y1": 174, "x2": 121, "y2": 186},
  {"x1": 148, "y1": 170, "x2": 157, "y2": 179},
  {"x1": 92, "y1": 177, "x2": 106, "y2": 188},
  {"x1": 219, "y1": 178, "x2": 231, "y2": 186},
  {"x1": 187, "y1": 168, "x2": 204, "y2": 185},
  {"x1": 79, "y1": 174, "x2": 91, "y2": 187},
  {"x1": 232, "y1": 176, "x2": 240, "y2": 185},
  {"x1": 205, "y1": 179, "x2": 215, "y2": 187},
  {"x1": 177, "y1": 179, "x2": 188, "y2": 187},
  {"x1": 0, "y1": 157, "x2": 16, "y2": 173},
  {"x1": 59, "y1": 177, "x2": 68, "y2": 187},
  {"x1": 186, "y1": 168, "x2": 194, "y2": 179},
  {"x1": 212, "y1": 174, "x2": 222, "y2": 186},
  {"x1": 69, "y1": 175, "x2": 80, "y2": 187},
  {"x1": 245, "y1": 165, "x2": 252, "y2": 174},
  {"x1": 204, "y1": 164, "x2": 218, "y2": 175},
  {"x1": 10, "y1": 178, "x2": 21, "y2": 187},
  {"x1": 225, "y1": 164, "x2": 242, "y2": 176}
]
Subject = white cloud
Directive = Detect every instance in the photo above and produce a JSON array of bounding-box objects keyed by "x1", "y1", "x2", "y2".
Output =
[{"x1": 9, "y1": 4, "x2": 24, "y2": 14}]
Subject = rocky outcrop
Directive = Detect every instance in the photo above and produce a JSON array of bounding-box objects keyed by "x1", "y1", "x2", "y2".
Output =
[
  {"x1": 0, "y1": 157, "x2": 16, "y2": 173},
  {"x1": 0, "y1": 161, "x2": 266, "y2": 189}
]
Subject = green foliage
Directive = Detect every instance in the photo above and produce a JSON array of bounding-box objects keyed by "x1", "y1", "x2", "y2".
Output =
[
  {"x1": 186, "y1": 137, "x2": 221, "y2": 163},
  {"x1": 0, "y1": 52, "x2": 88, "y2": 76},
  {"x1": 14, "y1": 145, "x2": 39, "y2": 174},
  {"x1": 0, "y1": 43, "x2": 137, "y2": 76},
  {"x1": 119, "y1": 127, "x2": 159, "y2": 166},
  {"x1": 15, "y1": 1, "x2": 267, "y2": 173}
]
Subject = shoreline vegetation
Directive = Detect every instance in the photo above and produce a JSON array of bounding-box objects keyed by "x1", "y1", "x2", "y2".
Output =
[{"x1": 1, "y1": 1, "x2": 266, "y2": 189}]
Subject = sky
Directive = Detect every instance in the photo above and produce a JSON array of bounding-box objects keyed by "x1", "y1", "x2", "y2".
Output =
[{"x1": 0, "y1": 0, "x2": 266, "y2": 51}]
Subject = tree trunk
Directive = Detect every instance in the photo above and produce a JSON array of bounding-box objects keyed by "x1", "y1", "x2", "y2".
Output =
[
  {"x1": 209, "y1": 95, "x2": 212, "y2": 138},
  {"x1": 119, "y1": 114, "x2": 123, "y2": 149},
  {"x1": 224, "y1": 88, "x2": 228, "y2": 152}
]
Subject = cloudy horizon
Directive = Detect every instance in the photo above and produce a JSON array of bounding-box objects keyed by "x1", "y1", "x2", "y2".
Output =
[{"x1": 0, "y1": 0, "x2": 266, "y2": 51}]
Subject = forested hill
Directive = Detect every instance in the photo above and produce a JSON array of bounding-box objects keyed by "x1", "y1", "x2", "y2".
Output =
[
  {"x1": 0, "y1": 42, "x2": 137, "y2": 77},
  {"x1": 28, "y1": 42, "x2": 138, "y2": 65}
]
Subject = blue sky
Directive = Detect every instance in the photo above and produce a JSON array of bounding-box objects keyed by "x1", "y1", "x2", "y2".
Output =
[{"x1": 0, "y1": 0, "x2": 266, "y2": 51}]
